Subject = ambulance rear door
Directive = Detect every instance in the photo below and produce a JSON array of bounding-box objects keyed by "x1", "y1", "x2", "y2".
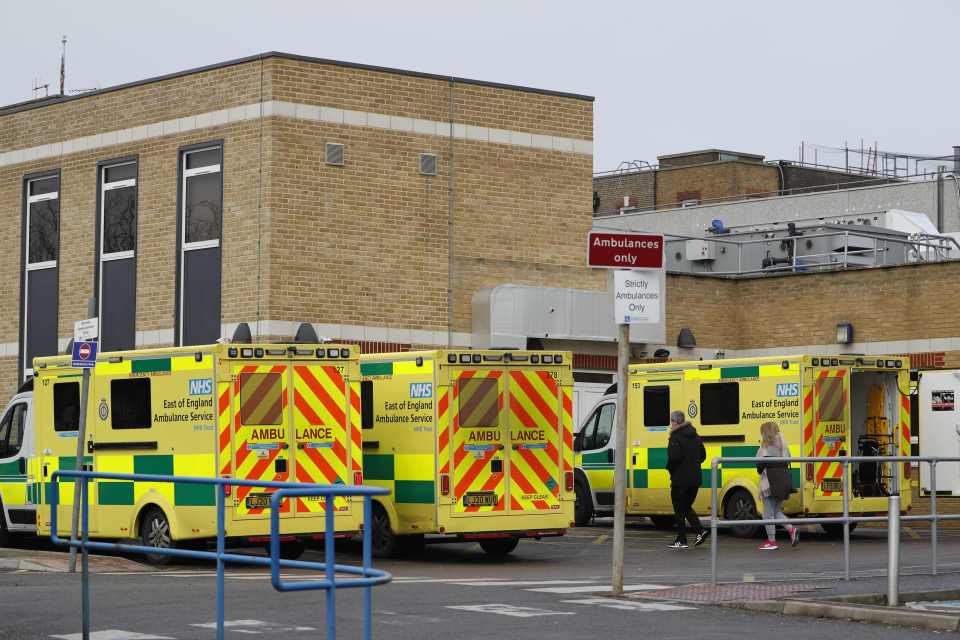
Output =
[{"x1": 810, "y1": 363, "x2": 850, "y2": 501}]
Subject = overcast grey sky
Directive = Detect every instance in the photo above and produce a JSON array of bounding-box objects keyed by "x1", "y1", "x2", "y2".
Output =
[{"x1": 2, "y1": 1, "x2": 957, "y2": 171}]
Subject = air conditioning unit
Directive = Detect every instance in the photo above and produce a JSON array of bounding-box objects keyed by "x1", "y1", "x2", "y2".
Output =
[{"x1": 685, "y1": 240, "x2": 716, "y2": 261}]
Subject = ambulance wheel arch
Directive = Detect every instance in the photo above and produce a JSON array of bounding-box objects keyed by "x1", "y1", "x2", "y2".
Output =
[
  {"x1": 370, "y1": 498, "x2": 401, "y2": 558},
  {"x1": 134, "y1": 499, "x2": 179, "y2": 562},
  {"x1": 573, "y1": 469, "x2": 594, "y2": 527},
  {"x1": 721, "y1": 482, "x2": 760, "y2": 538}
]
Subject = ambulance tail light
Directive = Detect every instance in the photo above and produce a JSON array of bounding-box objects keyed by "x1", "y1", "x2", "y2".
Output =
[
  {"x1": 805, "y1": 464, "x2": 814, "y2": 482},
  {"x1": 440, "y1": 473, "x2": 450, "y2": 496},
  {"x1": 223, "y1": 476, "x2": 231, "y2": 496},
  {"x1": 353, "y1": 471, "x2": 363, "y2": 486},
  {"x1": 564, "y1": 471, "x2": 574, "y2": 493}
]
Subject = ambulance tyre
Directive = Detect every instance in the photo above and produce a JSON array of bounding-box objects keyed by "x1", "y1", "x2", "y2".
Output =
[
  {"x1": 0, "y1": 498, "x2": 9, "y2": 547},
  {"x1": 479, "y1": 537, "x2": 520, "y2": 557},
  {"x1": 821, "y1": 522, "x2": 858, "y2": 538},
  {"x1": 723, "y1": 489, "x2": 760, "y2": 538},
  {"x1": 574, "y1": 480, "x2": 594, "y2": 527},
  {"x1": 139, "y1": 507, "x2": 175, "y2": 566},
  {"x1": 370, "y1": 502, "x2": 400, "y2": 559},
  {"x1": 277, "y1": 540, "x2": 307, "y2": 560}
]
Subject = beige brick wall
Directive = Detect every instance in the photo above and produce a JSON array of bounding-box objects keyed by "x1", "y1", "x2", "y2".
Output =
[
  {"x1": 0, "y1": 53, "x2": 595, "y2": 398},
  {"x1": 655, "y1": 161, "x2": 779, "y2": 209}
]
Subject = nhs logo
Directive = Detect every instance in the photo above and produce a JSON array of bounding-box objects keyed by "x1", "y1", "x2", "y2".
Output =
[
  {"x1": 409, "y1": 383, "x2": 433, "y2": 399},
  {"x1": 189, "y1": 378, "x2": 213, "y2": 395},
  {"x1": 776, "y1": 383, "x2": 799, "y2": 397}
]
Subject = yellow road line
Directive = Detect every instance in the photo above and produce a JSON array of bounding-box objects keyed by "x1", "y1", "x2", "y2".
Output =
[
  {"x1": 903, "y1": 526, "x2": 920, "y2": 540},
  {"x1": 593, "y1": 534, "x2": 609, "y2": 545}
]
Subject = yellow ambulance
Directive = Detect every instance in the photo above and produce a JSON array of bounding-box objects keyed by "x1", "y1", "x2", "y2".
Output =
[
  {"x1": 360, "y1": 350, "x2": 575, "y2": 556},
  {"x1": 574, "y1": 355, "x2": 912, "y2": 536},
  {"x1": 29, "y1": 325, "x2": 363, "y2": 562}
]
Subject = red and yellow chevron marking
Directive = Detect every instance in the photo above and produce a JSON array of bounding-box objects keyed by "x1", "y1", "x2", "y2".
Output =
[
  {"x1": 452, "y1": 370, "x2": 505, "y2": 513},
  {"x1": 349, "y1": 381, "x2": 363, "y2": 474},
  {"x1": 562, "y1": 386, "x2": 574, "y2": 478},
  {"x1": 507, "y1": 370, "x2": 561, "y2": 512},
  {"x1": 438, "y1": 388, "x2": 450, "y2": 475},
  {"x1": 292, "y1": 365, "x2": 350, "y2": 514},
  {"x1": 900, "y1": 393, "x2": 911, "y2": 458},
  {"x1": 218, "y1": 382, "x2": 232, "y2": 478},
  {"x1": 233, "y1": 365, "x2": 291, "y2": 517},
  {"x1": 814, "y1": 370, "x2": 847, "y2": 496}
]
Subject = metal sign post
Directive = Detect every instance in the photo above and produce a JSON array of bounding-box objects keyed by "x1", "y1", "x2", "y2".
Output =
[
  {"x1": 589, "y1": 233, "x2": 665, "y2": 596},
  {"x1": 68, "y1": 322, "x2": 98, "y2": 573}
]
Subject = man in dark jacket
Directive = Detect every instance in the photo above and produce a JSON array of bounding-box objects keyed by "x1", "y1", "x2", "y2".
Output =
[{"x1": 666, "y1": 410, "x2": 708, "y2": 549}]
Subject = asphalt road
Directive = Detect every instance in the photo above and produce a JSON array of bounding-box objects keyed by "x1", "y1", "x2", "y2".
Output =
[{"x1": 3, "y1": 518, "x2": 959, "y2": 639}]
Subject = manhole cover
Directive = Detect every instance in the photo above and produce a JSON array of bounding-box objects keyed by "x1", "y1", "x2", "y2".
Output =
[{"x1": 628, "y1": 582, "x2": 822, "y2": 604}]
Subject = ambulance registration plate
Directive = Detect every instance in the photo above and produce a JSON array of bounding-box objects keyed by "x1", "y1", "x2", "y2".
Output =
[
  {"x1": 821, "y1": 478, "x2": 843, "y2": 493},
  {"x1": 245, "y1": 493, "x2": 272, "y2": 509},
  {"x1": 463, "y1": 492, "x2": 497, "y2": 507}
]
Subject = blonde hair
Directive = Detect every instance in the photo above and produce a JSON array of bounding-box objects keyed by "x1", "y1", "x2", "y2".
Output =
[{"x1": 760, "y1": 421, "x2": 781, "y2": 447}]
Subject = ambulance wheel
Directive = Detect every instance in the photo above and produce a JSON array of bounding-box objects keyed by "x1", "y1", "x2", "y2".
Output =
[
  {"x1": 574, "y1": 481, "x2": 594, "y2": 527},
  {"x1": 649, "y1": 516, "x2": 676, "y2": 529},
  {"x1": 0, "y1": 499, "x2": 9, "y2": 547},
  {"x1": 479, "y1": 537, "x2": 520, "y2": 557},
  {"x1": 370, "y1": 503, "x2": 400, "y2": 558},
  {"x1": 821, "y1": 523, "x2": 858, "y2": 538},
  {"x1": 723, "y1": 489, "x2": 759, "y2": 538},
  {"x1": 140, "y1": 507, "x2": 174, "y2": 566},
  {"x1": 276, "y1": 540, "x2": 307, "y2": 560}
]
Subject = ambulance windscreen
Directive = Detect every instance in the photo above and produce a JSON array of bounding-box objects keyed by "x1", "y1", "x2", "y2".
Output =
[
  {"x1": 53, "y1": 381, "x2": 80, "y2": 432},
  {"x1": 458, "y1": 377, "x2": 499, "y2": 428},
  {"x1": 240, "y1": 372, "x2": 283, "y2": 426}
]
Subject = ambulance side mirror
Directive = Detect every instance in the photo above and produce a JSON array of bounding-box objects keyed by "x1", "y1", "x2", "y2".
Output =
[
  {"x1": 573, "y1": 432, "x2": 583, "y2": 452},
  {"x1": 607, "y1": 449, "x2": 614, "y2": 464},
  {"x1": 18, "y1": 458, "x2": 25, "y2": 474}
]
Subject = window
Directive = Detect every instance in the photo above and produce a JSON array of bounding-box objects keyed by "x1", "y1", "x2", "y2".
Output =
[
  {"x1": 593, "y1": 403, "x2": 615, "y2": 449},
  {"x1": 239, "y1": 372, "x2": 283, "y2": 425},
  {"x1": 458, "y1": 377, "x2": 499, "y2": 427},
  {"x1": 53, "y1": 382, "x2": 80, "y2": 432},
  {"x1": 21, "y1": 173, "x2": 60, "y2": 380},
  {"x1": 98, "y1": 160, "x2": 138, "y2": 352},
  {"x1": 111, "y1": 378, "x2": 152, "y2": 429},
  {"x1": 0, "y1": 404, "x2": 27, "y2": 459},
  {"x1": 817, "y1": 377, "x2": 845, "y2": 422},
  {"x1": 700, "y1": 382, "x2": 740, "y2": 425},
  {"x1": 178, "y1": 145, "x2": 222, "y2": 346},
  {"x1": 643, "y1": 386, "x2": 670, "y2": 427},
  {"x1": 361, "y1": 380, "x2": 374, "y2": 429},
  {"x1": 419, "y1": 153, "x2": 437, "y2": 176},
  {"x1": 325, "y1": 143, "x2": 345, "y2": 166}
]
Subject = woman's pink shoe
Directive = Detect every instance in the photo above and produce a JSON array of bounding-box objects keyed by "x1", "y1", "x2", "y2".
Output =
[
  {"x1": 758, "y1": 541, "x2": 779, "y2": 551},
  {"x1": 789, "y1": 527, "x2": 799, "y2": 547}
]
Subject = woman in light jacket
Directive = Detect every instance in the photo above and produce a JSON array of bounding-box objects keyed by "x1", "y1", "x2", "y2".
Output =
[{"x1": 757, "y1": 421, "x2": 799, "y2": 551}]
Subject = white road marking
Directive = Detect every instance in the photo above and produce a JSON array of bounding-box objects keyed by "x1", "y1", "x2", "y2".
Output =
[
  {"x1": 451, "y1": 580, "x2": 595, "y2": 587},
  {"x1": 51, "y1": 632, "x2": 173, "y2": 640},
  {"x1": 447, "y1": 604, "x2": 575, "y2": 618},
  {"x1": 562, "y1": 598, "x2": 696, "y2": 611},
  {"x1": 526, "y1": 584, "x2": 670, "y2": 594},
  {"x1": 190, "y1": 620, "x2": 315, "y2": 633}
]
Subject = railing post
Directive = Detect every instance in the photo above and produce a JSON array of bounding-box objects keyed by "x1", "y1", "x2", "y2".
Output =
[
  {"x1": 326, "y1": 495, "x2": 336, "y2": 640},
  {"x1": 887, "y1": 493, "x2": 901, "y2": 607},
  {"x1": 216, "y1": 484, "x2": 225, "y2": 640},
  {"x1": 842, "y1": 460, "x2": 850, "y2": 581},
  {"x1": 710, "y1": 459, "x2": 719, "y2": 585},
  {"x1": 931, "y1": 460, "x2": 938, "y2": 576},
  {"x1": 81, "y1": 476, "x2": 90, "y2": 640},
  {"x1": 363, "y1": 496, "x2": 373, "y2": 640}
]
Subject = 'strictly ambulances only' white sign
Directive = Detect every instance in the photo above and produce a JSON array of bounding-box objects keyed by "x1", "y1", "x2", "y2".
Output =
[{"x1": 614, "y1": 270, "x2": 661, "y2": 325}]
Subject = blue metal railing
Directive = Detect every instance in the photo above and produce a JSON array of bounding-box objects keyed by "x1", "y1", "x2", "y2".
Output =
[{"x1": 50, "y1": 470, "x2": 391, "y2": 640}]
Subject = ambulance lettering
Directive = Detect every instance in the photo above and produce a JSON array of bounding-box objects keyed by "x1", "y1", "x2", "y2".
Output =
[
  {"x1": 776, "y1": 383, "x2": 799, "y2": 397},
  {"x1": 409, "y1": 382, "x2": 433, "y2": 398},
  {"x1": 250, "y1": 427, "x2": 286, "y2": 440},
  {"x1": 189, "y1": 378, "x2": 213, "y2": 395},
  {"x1": 510, "y1": 429, "x2": 545, "y2": 442},
  {"x1": 296, "y1": 426, "x2": 333, "y2": 439},
  {"x1": 468, "y1": 430, "x2": 501, "y2": 442}
]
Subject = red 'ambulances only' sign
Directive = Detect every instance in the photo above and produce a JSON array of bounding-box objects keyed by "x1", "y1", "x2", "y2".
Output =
[{"x1": 587, "y1": 232, "x2": 664, "y2": 269}]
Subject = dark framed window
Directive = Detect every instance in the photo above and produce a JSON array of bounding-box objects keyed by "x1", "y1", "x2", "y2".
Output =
[
  {"x1": 111, "y1": 378, "x2": 152, "y2": 429},
  {"x1": 98, "y1": 159, "x2": 138, "y2": 352},
  {"x1": 0, "y1": 404, "x2": 27, "y2": 459},
  {"x1": 700, "y1": 382, "x2": 740, "y2": 425},
  {"x1": 361, "y1": 380, "x2": 374, "y2": 429},
  {"x1": 177, "y1": 144, "x2": 223, "y2": 346},
  {"x1": 593, "y1": 403, "x2": 615, "y2": 449},
  {"x1": 643, "y1": 386, "x2": 670, "y2": 427},
  {"x1": 21, "y1": 173, "x2": 60, "y2": 380},
  {"x1": 53, "y1": 382, "x2": 80, "y2": 432}
]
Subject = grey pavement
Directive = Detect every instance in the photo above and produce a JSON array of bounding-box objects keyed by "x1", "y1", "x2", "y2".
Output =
[{"x1": 3, "y1": 517, "x2": 960, "y2": 639}]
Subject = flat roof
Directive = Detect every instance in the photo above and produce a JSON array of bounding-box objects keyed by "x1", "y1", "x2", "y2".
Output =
[
  {"x1": 0, "y1": 51, "x2": 594, "y2": 117},
  {"x1": 657, "y1": 148, "x2": 765, "y2": 161}
]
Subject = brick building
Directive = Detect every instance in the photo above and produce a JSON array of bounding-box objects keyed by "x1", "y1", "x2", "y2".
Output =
[
  {"x1": 593, "y1": 149, "x2": 894, "y2": 216},
  {"x1": 0, "y1": 52, "x2": 596, "y2": 397}
]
